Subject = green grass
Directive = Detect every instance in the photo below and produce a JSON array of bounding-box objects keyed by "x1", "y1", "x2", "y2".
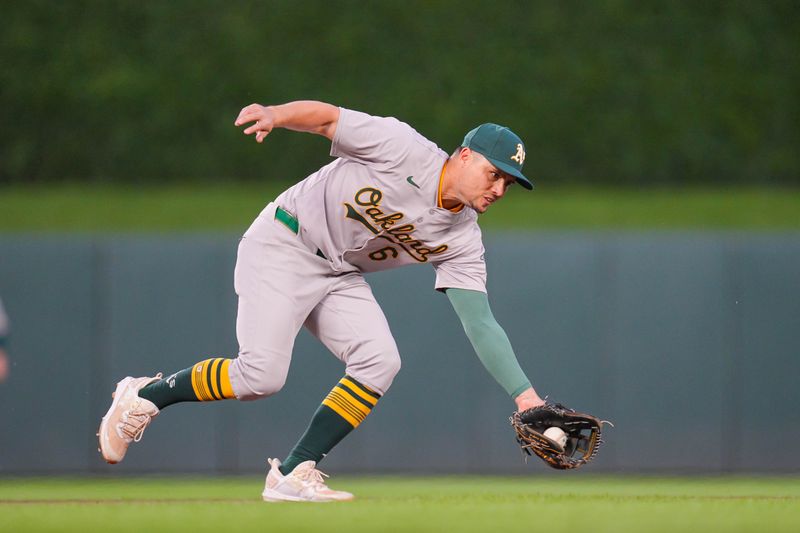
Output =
[
  {"x1": 1, "y1": 476, "x2": 798, "y2": 532},
  {"x1": 1, "y1": 184, "x2": 799, "y2": 232}
]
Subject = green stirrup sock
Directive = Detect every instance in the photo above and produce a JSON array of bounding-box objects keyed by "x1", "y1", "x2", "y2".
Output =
[
  {"x1": 280, "y1": 375, "x2": 380, "y2": 475},
  {"x1": 138, "y1": 358, "x2": 236, "y2": 409}
]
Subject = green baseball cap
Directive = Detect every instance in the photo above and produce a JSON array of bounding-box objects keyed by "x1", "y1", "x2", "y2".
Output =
[{"x1": 462, "y1": 123, "x2": 533, "y2": 190}]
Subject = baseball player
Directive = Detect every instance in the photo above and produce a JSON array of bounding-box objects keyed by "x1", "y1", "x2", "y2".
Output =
[{"x1": 98, "y1": 101, "x2": 547, "y2": 501}]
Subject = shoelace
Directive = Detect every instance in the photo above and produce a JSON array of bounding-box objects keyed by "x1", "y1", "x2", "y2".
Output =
[
  {"x1": 119, "y1": 408, "x2": 153, "y2": 442},
  {"x1": 294, "y1": 466, "x2": 329, "y2": 488}
]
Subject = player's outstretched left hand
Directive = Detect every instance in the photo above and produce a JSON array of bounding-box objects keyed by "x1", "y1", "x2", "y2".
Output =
[{"x1": 235, "y1": 104, "x2": 276, "y2": 143}]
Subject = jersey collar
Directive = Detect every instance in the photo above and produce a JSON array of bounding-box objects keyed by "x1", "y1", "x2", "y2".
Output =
[{"x1": 436, "y1": 160, "x2": 465, "y2": 213}]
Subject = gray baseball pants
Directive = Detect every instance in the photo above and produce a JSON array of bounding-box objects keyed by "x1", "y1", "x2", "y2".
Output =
[{"x1": 228, "y1": 203, "x2": 401, "y2": 401}]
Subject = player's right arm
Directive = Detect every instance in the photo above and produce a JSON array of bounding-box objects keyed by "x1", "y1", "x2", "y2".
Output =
[{"x1": 234, "y1": 101, "x2": 340, "y2": 143}]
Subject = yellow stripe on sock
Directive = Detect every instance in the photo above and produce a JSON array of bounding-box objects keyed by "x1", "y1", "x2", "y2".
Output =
[
  {"x1": 191, "y1": 361, "x2": 204, "y2": 400},
  {"x1": 219, "y1": 359, "x2": 234, "y2": 399},
  {"x1": 199, "y1": 360, "x2": 211, "y2": 401},
  {"x1": 327, "y1": 392, "x2": 368, "y2": 424},
  {"x1": 330, "y1": 388, "x2": 371, "y2": 417},
  {"x1": 208, "y1": 358, "x2": 223, "y2": 400},
  {"x1": 190, "y1": 358, "x2": 235, "y2": 401},
  {"x1": 322, "y1": 398, "x2": 361, "y2": 427},
  {"x1": 329, "y1": 394, "x2": 366, "y2": 424},
  {"x1": 340, "y1": 377, "x2": 379, "y2": 405},
  {"x1": 321, "y1": 376, "x2": 380, "y2": 428},
  {"x1": 200, "y1": 359, "x2": 215, "y2": 401}
]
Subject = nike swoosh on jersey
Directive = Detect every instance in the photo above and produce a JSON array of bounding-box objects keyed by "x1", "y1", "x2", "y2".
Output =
[{"x1": 406, "y1": 176, "x2": 420, "y2": 189}]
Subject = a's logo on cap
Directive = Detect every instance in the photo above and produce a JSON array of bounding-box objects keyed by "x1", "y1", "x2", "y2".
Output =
[{"x1": 511, "y1": 143, "x2": 526, "y2": 165}]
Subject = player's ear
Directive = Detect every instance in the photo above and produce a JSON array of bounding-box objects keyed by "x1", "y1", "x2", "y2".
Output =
[{"x1": 459, "y1": 147, "x2": 472, "y2": 165}]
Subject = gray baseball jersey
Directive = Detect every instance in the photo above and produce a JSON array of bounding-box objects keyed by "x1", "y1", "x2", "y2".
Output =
[
  {"x1": 274, "y1": 108, "x2": 487, "y2": 293},
  {"x1": 229, "y1": 108, "x2": 488, "y2": 399}
]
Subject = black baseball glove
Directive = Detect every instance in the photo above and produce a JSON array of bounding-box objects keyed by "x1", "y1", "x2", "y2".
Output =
[{"x1": 509, "y1": 402, "x2": 607, "y2": 470}]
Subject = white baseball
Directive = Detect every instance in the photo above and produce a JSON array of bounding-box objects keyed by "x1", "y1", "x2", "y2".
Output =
[{"x1": 543, "y1": 427, "x2": 567, "y2": 448}]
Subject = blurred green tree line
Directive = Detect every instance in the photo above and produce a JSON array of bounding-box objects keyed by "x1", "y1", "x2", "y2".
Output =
[{"x1": 1, "y1": 0, "x2": 797, "y2": 186}]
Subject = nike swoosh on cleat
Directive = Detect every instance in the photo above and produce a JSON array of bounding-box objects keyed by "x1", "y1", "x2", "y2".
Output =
[{"x1": 406, "y1": 176, "x2": 420, "y2": 189}]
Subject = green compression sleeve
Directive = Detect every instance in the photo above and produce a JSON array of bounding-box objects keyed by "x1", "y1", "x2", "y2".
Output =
[{"x1": 446, "y1": 288, "x2": 532, "y2": 399}]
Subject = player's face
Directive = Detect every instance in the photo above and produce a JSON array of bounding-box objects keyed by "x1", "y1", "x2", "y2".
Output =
[{"x1": 459, "y1": 151, "x2": 515, "y2": 213}]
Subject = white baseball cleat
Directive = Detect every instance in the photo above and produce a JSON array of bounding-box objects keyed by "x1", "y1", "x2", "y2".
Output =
[
  {"x1": 262, "y1": 458, "x2": 354, "y2": 502},
  {"x1": 97, "y1": 373, "x2": 162, "y2": 464}
]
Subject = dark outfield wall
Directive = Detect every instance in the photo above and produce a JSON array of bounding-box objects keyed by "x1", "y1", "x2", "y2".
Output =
[
  {"x1": 2, "y1": 0, "x2": 798, "y2": 186},
  {"x1": 0, "y1": 232, "x2": 798, "y2": 474}
]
